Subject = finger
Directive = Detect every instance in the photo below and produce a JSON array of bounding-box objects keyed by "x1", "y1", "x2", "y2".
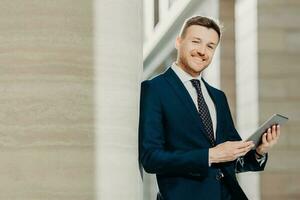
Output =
[
  {"x1": 262, "y1": 133, "x2": 268, "y2": 144},
  {"x1": 267, "y1": 128, "x2": 273, "y2": 141},
  {"x1": 234, "y1": 145, "x2": 253, "y2": 156},
  {"x1": 272, "y1": 125, "x2": 276, "y2": 132},
  {"x1": 234, "y1": 143, "x2": 255, "y2": 158},
  {"x1": 271, "y1": 125, "x2": 277, "y2": 140},
  {"x1": 247, "y1": 140, "x2": 255, "y2": 146},
  {"x1": 229, "y1": 140, "x2": 249, "y2": 145},
  {"x1": 276, "y1": 125, "x2": 281, "y2": 139},
  {"x1": 236, "y1": 141, "x2": 254, "y2": 149},
  {"x1": 267, "y1": 133, "x2": 273, "y2": 142}
]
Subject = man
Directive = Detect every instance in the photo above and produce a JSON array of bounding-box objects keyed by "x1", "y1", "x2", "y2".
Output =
[{"x1": 139, "y1": 16, "x2": 280, "y2": 200}]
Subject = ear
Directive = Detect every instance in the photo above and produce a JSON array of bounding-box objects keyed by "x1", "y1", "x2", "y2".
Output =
[{"x1": 175, "y1": 36, "x2": 181, "y2": 50}]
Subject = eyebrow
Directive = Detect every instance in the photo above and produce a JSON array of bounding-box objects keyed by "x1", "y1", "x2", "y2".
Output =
[{"x1": 192, "y1": 37, "x2": 217, "y2": 46}]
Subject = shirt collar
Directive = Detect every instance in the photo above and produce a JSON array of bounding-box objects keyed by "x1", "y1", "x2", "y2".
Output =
[{"x1": 171, "y1": 62, "x2": 202, "y2": 84}]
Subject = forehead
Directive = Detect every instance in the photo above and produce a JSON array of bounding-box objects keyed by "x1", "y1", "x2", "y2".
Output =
[{"x1": 184, "y1": 25, "x2": 219, "y2": 43}]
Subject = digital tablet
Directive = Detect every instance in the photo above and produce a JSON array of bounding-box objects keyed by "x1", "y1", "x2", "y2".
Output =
[{"x1": 246, "y1": 114, "x2": 288, "y2": 149}]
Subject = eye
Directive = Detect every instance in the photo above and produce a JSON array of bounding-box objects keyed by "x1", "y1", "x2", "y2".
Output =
[
  {"x1": 207, "y1": 45, "x2": 214, "y2": 49},
  {"x1": 192, "y1": 40, "x2": 200, "y2": 44}
]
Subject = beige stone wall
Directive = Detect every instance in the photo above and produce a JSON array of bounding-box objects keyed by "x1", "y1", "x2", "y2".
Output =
[
  {"x1": 219, "y1": 0, "x2": 236, "y2": 121},
  {"x1": 0, "y1": 0, "x2": 94, "y2": 199},
  {"x1": 258, "y1": 0, "x2": 300, "y2": 199}
]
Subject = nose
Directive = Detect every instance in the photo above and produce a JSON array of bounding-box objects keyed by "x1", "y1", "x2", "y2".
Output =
[{"x1": 196, "y1": 45, "x2": 206, "y2": 56}]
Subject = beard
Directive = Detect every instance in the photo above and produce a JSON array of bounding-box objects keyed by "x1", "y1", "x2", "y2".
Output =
[
  {"x1": 178, "y1": 54, "x2": 191, "y2": 72},
  {"x1": 177, "y1": 54, "x2": 209, "y2": 76}
]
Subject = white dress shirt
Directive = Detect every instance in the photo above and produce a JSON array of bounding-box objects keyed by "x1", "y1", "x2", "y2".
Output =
[{"x1": 171, "y1": 62, "x2": 217, "y2": 139}]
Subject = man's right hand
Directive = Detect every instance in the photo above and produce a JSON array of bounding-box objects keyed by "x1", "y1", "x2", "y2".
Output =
[{"x1": 209, "y1": 141, "x2": 255, "y2": 164}]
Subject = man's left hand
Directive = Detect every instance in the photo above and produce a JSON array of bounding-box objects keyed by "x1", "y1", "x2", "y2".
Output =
[{"x1": 256, "y1": 125, "x2": 280, "y2": 156}]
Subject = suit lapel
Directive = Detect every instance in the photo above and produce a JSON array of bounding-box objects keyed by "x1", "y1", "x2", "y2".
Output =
[{"x1": 163, "y1": 67, "x2": 213, "y2": 145}]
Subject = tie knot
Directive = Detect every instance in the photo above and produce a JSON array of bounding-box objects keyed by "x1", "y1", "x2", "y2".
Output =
[{"x1": 191, "y1": 79, "x2": 201, "y2": 91}]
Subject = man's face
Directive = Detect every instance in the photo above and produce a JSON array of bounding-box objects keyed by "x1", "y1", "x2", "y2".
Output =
[{"x1": 175, "y1": 25, "x2": 219, "y2": 77}]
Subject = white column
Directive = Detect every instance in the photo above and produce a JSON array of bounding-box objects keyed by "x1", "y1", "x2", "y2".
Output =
[
  {"x1": 94, "y1": 0, "x2": 143, "y2": 199},
  {"x1": 159, "y1": 0, "x2": 170, "y2": 21},
  {"x1": 235, "y1": 0, "x2": 260, "y2": 199},
  {"x1": 143, "y1": 0, "x2": 155, "y2": 42}
]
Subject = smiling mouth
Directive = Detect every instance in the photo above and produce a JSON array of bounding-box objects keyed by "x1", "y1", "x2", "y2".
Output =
[{"x1": 192, "y1": 56, "x2": 205, "y2": 63}]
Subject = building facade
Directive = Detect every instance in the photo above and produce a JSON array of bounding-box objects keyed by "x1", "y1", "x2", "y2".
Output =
[{"x1": 0, "y1": 0, "x2": 298, "y2": 199}]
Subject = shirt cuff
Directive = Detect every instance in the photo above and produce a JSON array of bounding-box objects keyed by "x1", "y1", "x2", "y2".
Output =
[{"x1": 255, "y1": 153, "x2": 267, "y2": 166}]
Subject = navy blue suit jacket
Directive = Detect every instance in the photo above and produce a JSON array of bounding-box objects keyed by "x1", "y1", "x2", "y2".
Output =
[{"x1": 139, "y1": 67, "x2": 267, "y2": 200}]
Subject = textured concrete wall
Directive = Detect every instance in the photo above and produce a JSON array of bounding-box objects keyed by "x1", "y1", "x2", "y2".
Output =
[
  {"x1": 258, "y1": 0, "x2": 300, "y2": 199},
  {"x1": 0, "y1": 0, "x2": 94, "y2": 199}
]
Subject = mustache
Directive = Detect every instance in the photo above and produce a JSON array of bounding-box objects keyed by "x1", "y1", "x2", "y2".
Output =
[{"x1": 191, "y1": 55, "x2": 206, "y2": 60}]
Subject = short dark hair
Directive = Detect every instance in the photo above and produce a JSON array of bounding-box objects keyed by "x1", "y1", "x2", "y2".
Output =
[{"x1": 179, "y1": 16, "x2": 222, "y2": 40}]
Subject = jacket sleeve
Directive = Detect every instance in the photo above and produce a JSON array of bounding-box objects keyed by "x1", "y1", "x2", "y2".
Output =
[
  {"x1": 138, "y1": 80, "x2": 209, "y2": 175},
  {"x1": 221, "y1": 92, "x2": 268, "y2": 173}
]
